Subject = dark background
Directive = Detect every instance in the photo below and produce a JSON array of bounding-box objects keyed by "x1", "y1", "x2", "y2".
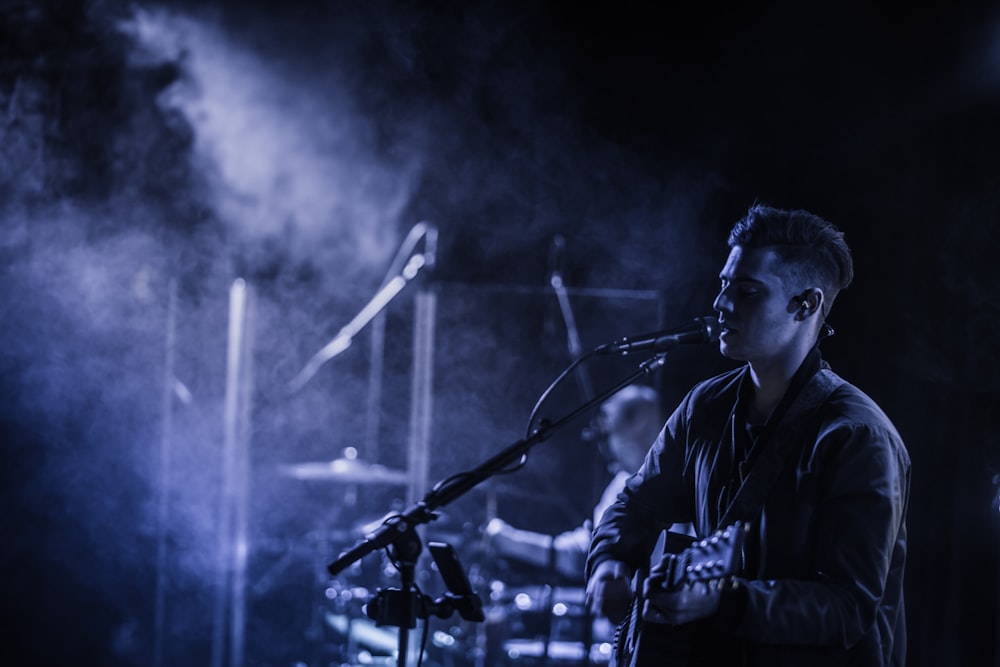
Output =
[{"x1": 1, "y1": 1, "x2": 998, "y2": 665}]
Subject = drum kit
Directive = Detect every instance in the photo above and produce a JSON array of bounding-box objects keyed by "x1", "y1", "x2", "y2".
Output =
[{"x1": 275, "y1": 450, "x2": 613, "y2": 667}]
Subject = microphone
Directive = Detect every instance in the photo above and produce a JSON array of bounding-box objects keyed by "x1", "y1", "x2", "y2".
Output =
[{"x1": 596, "y1": 316, "x2": 720, "y2": 355}]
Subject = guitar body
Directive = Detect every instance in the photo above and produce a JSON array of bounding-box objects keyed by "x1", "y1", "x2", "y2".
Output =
[
  {"x1": 612, "y1": 604, "x2": 699, "y2": 667},
  {"x1": 610, "y1": 523, "x2": 747, "y2": 667}
]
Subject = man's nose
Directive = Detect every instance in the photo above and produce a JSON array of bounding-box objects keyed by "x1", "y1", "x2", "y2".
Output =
[{"x1": 712, "y1": 290, "x2": 730, "y2": 313}]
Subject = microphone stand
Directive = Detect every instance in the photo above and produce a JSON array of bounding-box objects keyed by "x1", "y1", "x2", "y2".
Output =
[
  {"x1": 287, "y1": 222, "x2": 437, "y2": 395},
  {"x1": 327, "y1": 351, "x2": 672, "y2": 667},
  {"x1": 548, "y1": 234, "x2": 595, "y2": 667}
]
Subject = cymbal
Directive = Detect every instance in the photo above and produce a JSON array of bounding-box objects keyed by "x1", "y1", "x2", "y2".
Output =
[{"x1": 278, "y1": 457, "x2": 409, "y2": 485}]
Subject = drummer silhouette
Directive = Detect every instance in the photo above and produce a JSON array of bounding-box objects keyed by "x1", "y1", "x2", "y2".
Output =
[{"x1": 486, "y1": 384, "x2": 670, "y2": 581}]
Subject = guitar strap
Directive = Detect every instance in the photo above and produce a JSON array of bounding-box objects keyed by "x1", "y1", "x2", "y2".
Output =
[{"x1": 719, "y1": 367, "x2": 844, "y2": 528}]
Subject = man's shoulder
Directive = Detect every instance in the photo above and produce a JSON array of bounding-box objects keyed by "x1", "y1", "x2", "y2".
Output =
[
  {"x1": 823, "y1": 373, "x2": 907, "y2": 446},
  {"x1": 826, "y1": 374, "x2": 890, "y2": 418}
]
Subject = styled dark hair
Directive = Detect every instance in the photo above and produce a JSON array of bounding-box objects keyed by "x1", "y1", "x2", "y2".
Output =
[{"x1": 727, "y1": 203, "x2": 854, "y2": 311}]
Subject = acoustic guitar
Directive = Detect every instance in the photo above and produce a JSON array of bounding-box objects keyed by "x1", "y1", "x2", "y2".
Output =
[{"x1": 610, "y1": 522, "x2": 747, "y2": 667}]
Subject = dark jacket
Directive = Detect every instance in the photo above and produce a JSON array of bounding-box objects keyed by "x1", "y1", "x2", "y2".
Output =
[{"x1": 587, "y1": 356, "x2": 910, "y2": 666}]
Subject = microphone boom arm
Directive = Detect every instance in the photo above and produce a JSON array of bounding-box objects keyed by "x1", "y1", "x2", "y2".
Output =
[{"x1": 327, "y1": 349, "x2": 670, "y2": 577}]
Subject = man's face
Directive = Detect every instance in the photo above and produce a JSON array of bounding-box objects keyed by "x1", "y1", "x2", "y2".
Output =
[{"x1": 713, "y1": 246, "x2": 801, "y2": 366}]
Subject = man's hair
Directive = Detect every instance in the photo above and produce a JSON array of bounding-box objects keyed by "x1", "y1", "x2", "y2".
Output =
[{"x1": 727, "y1": 203, "x2": 854, "y2": 311}]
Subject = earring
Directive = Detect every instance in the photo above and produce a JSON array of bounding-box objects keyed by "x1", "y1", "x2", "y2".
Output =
[{"x1": 800, "y1": 301, "x2": 809, "y2": 310}]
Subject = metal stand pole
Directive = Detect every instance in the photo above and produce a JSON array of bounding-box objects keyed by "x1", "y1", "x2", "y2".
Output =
[
  {"x1": 407, "y1": 289, "x2": 436, "y2": 505},
  {"x1": 211, "y1": 278, "x2": 255, "y2": 667},
  {"x1": 152, "y1": 279, "x2": 177, "y2": 667}
]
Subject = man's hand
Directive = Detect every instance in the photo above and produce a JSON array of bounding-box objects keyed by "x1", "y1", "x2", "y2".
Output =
[
  {"x1": 641, "y1": 578, "x2": 722, "y2": 625},
  {"x1": 586, "y1": 559, "x2": 634, "y2": 625}
]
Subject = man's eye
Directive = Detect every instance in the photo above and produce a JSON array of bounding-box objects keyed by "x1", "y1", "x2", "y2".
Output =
[{"x1": 739, "y1": 289, "x2": 758, "y2": 297}]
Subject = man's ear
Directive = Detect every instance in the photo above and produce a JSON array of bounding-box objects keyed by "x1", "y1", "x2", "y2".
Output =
[{"x1": 793, "y1": 288, "x2": 824, "y2": 320}]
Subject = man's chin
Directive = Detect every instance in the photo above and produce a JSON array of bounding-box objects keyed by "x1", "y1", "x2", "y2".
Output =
[{"x1": 718, "y1": 342, "x2": 747, "y2": 362}]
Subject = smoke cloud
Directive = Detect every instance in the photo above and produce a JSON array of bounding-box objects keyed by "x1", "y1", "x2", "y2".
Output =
[{"x1": 1, "y1": 2, "x2": 727, "y2": 665}]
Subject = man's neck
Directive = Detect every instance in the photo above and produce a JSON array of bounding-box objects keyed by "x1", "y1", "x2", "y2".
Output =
[{"x1": 747, "y1": 348, "x2": 812, "y2": 423}]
